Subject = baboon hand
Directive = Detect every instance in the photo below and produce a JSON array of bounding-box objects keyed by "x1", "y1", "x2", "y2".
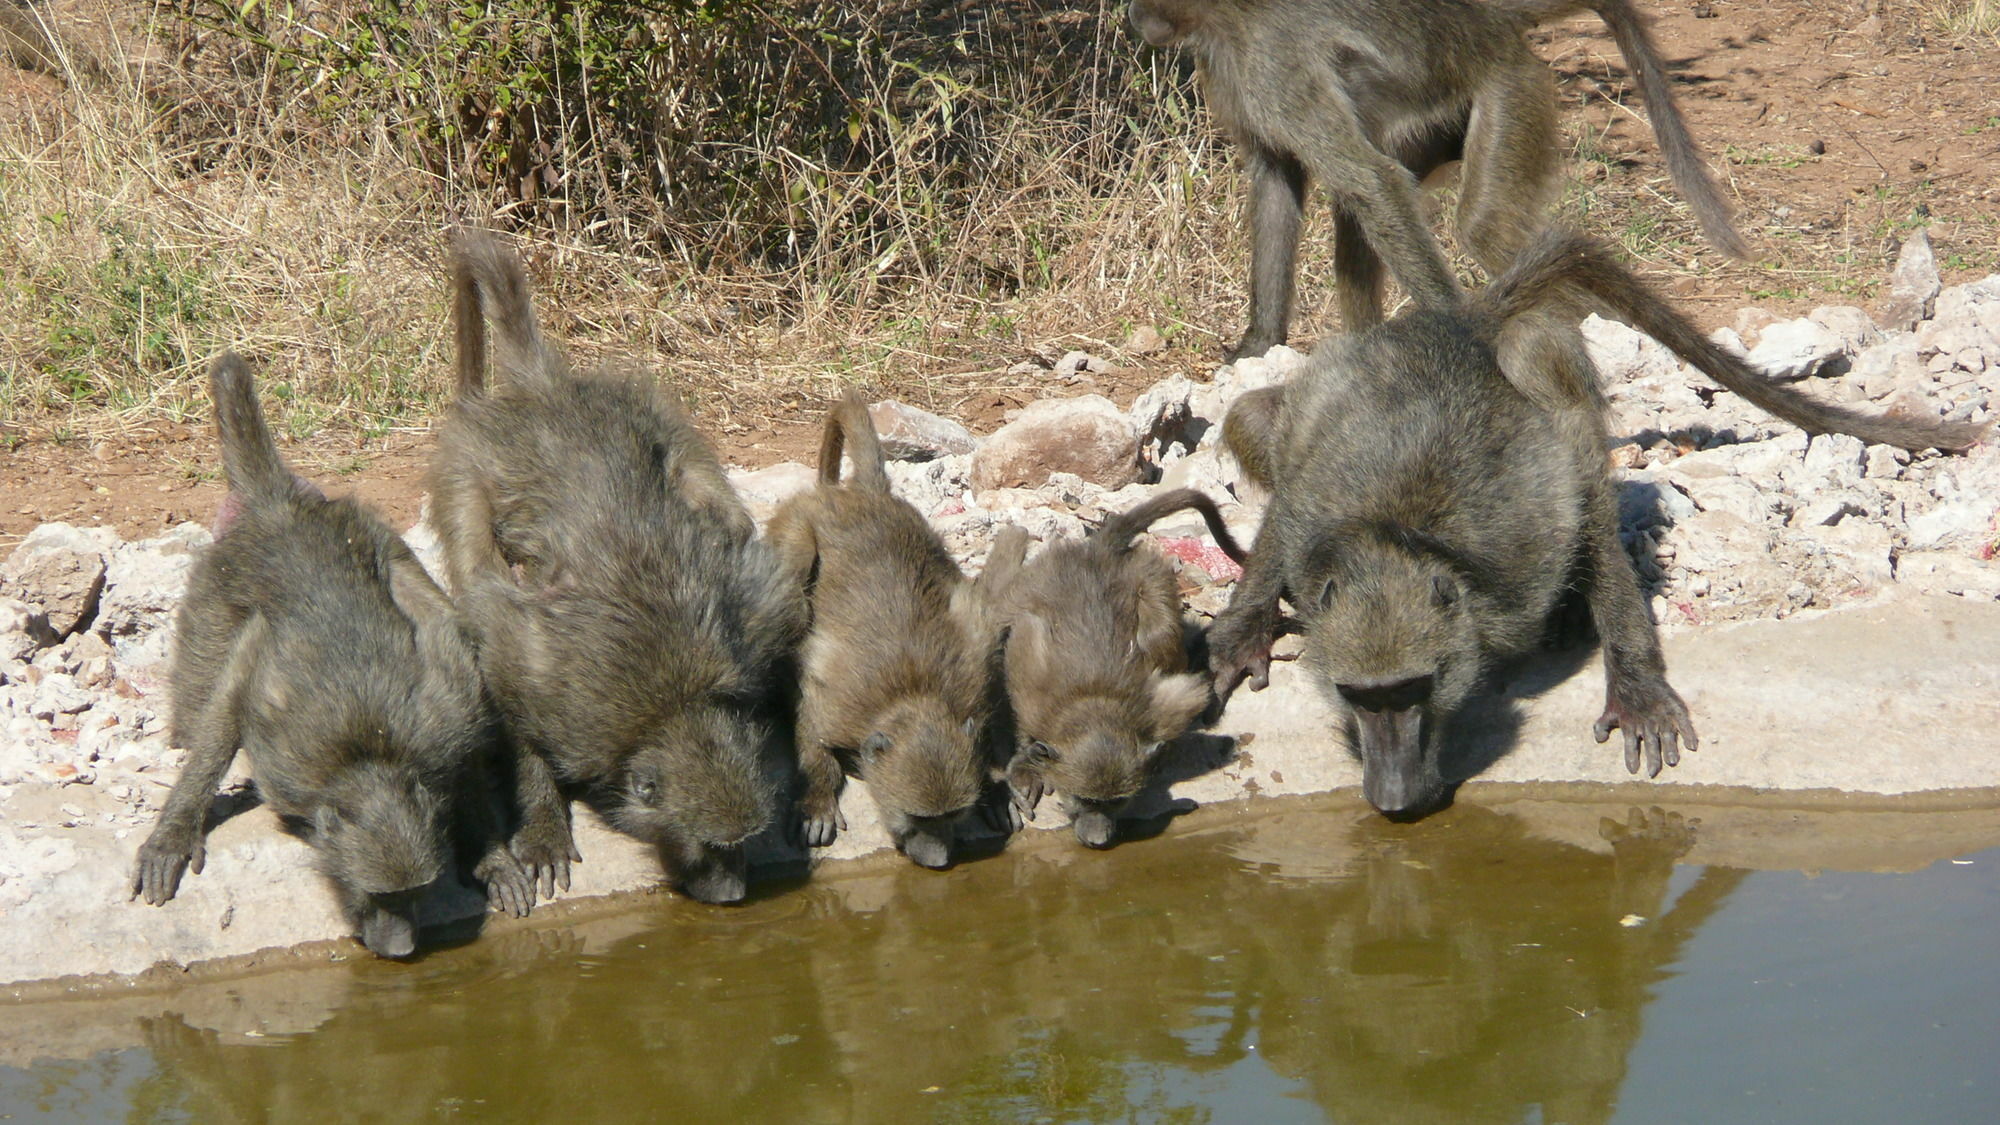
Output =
[
  {"x1": 510, "y1": 820, "x2": 579, "y2": 902},
  {"x1": 797, "y1": 799, "x2": 846, "y2": 849},
  {"x1": 1594, "y1": 678, "x2": 1699, "y2": 779},
  {"x1": 1008, "y1": 773, "x2": 1045, "y2": 825},
  {"x1": 131, "y1": 831, "x2": 204, "y2": 906},
  {"x1": 475, "y1": 846, "x2": 536, "y2": 918}
]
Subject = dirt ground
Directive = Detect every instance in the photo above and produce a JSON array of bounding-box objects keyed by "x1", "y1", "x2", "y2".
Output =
[{"x1": 2, "y1": 0, "x2": 1995, "y2": 548}]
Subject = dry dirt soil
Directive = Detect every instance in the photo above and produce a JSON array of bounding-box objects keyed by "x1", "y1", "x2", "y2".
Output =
[{"x1": 2, "y1": 0, "x2": 1994, "y2": 547}]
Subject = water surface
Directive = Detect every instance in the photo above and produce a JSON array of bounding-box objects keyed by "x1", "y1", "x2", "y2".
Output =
[{"x1": 3, "y1": 794, "x2": 1996, "y2": 1123}]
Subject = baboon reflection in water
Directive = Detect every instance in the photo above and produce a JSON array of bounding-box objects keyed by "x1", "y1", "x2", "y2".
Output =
[{"x1": 127, "y1": 804, "x2": 1739, "y2": 1123}]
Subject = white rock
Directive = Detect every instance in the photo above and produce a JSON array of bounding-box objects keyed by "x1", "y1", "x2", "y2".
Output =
[{"x1": 1746, "y1": 318, "x2": 1846, "y2": 378}]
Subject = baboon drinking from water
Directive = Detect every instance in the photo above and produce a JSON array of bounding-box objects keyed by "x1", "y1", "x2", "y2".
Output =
[
  {"x1": 981, "y1": 490, "x2": 1247, "y2": 848},
  {"x1": 767, "y1": 393, "x2": 996, "y2": 869},
  {"x1": 132, "y1": 355, "x2": 532, "y2": 958},
  {"x1": 1206, "y1": 228, "x2": 1985, "y2": 818},
  {"x1": 1129, "y1": 0, "x2": 1747, "y2": 357},
  {"x1": 431, "y1": 230, "x2": 799, "y2": 905}
]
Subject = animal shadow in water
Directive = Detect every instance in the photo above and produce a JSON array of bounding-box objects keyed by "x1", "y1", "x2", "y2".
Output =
[{"x1": 1113, "y1": 730, "x2": 1243, "y2": 844}]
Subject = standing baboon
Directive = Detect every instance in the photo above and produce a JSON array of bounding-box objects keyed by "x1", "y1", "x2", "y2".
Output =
[
  {"x1": 431, "y1": 230, "x2": 800, "y2": 905},
  {"x1": 767, "y1": 393, "x2": 997, "y2": 869},
  {"x1": 1129, "y1": 0, "x2": 1747, "y2": 357},
  {"x1": 1207, "y1": 229, "x2": 1984, "y2": 817},
  {"x1": 132, "y1": 355, "x2": 531, "y2": 958},
  {"x1": 983, "y1": 490, "x2": 1246, "y2": 848}
]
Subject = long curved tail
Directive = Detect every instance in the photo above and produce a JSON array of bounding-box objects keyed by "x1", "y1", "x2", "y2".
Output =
[
  {"x1": 448, "y1": 228, "x2": 569, "y2": 395},
  {"x1": 1490, "y1": 0, "x2": 1747, "y2": 259},
  {"x1": 1095, "y1": 488, "x2": 1249, "y2": 563},
  {"x1": 1477, "y1": 229, "x2": 1988, "y2": 452},
  {"x1": 818, "y1": 391, "x2": 890, "y2": 491},
  {"x1": 209, "y1": 353, "x2": 299, "y2": 504}
]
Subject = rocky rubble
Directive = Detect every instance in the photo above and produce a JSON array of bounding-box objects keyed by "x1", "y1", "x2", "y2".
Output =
[{"x1": 2, "y1": 261, "x2": 1996, "y2": 977}]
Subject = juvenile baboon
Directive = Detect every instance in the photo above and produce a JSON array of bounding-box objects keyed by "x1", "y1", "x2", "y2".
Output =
[
  {"x1": 131, "y1": 355, "x2": 531, "y2": 958},
  {"x1": 431, "y1": 230, "x2": 799, "y2": 905},
  {"x1": 1129, "y1": 0, "x2": 1747, "y2": 357},
  {"x1": 1207, "y1": 228, "x2": 1985, "y2": 818},
  {"x1": 767, "y1": 392, "x2": 996, "y2": 869},
  {"x1": 984, "y1": 489, "x2": 1247, "y2": 848}
]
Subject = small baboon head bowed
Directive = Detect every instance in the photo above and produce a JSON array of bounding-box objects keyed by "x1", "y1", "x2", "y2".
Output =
[
  {"x1": 311, "y1": 761, "x2": 450, "y2": 959},
  {"x1": 856, "y1": 696, "x2": 988, "y2": 870},
  {"x1": 602, "y1": 705, "x2": 777, "y2": 904},
  {"x1": 1299, "y1": 526, "x2": 1485, "y2": 820},
  {"x1": 1009, "y1": 674, "x2": 1207, "y2": 848}
]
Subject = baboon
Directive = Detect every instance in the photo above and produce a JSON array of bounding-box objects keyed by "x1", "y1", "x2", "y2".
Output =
[
  {"x1": 767, "y1": 392, "x2": 996, "y2": 869},
  {"x1": 1, "y1": 2, "x2": 107, "y2": 85},
  {"x1": 1207, "y1": 228, "x2": 1985, "y2": 818},
  {"x1": 1129, "y1": 0, "x2": 1747, "y2": 357},
  {"x1": 431, "y1": 230, "x2": 799, "y2": 905},
  {"x1": 131, "y1": 355, "x2": 532, "y2": 959},
  {"x1": 982, "y1": 489, "x2": 1247, "y2": 848}
]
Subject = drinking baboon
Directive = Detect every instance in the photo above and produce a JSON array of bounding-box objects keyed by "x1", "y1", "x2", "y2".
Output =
[
  {"x1": 132, "y1": 355, "x2": 531, "y2": 958},
  {"x1": 1129, "y1": 0, "x2": 1746, "y2": 357},
  {"x1": 766, "y1": 392, "x2": 997, "y2": 869},
  {"x1": 982, "y1": 489, "x2": 1247, "y2": 848},
  {"x1": 431, "y1": 229, "x2": 800, "y2": 905},
  {"x1": 1206, "y1": 228, "x2": 1985, "y2": 818}
]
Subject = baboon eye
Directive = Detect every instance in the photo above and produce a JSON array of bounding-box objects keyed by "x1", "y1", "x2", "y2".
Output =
[{"x1": 1430, "y1": 575, "x2": 1460, "y2": 608}]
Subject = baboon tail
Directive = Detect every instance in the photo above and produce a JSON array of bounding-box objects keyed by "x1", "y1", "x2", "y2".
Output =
[
  {"x1": 1095, "y1": 488, "x2": 1249, "y2": 564},
  {"x1": 1477, "y1": 230, "x2": 1989, "y2": 452},
  {"x1": 818, "y1": 391, "x2": 890, "y2": 491},
  {"x1": 447, "y1": 228, "x2": 567, "y2": 394},
  {"x1": 209, "y1": 353, "x2": 297, "y2": 503},
  {"x1": 1586, "y1": 0, "x2": 1748, "y2": 259}
]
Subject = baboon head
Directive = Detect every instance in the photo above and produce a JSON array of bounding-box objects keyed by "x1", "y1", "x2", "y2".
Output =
[
  {"x1": 854, "y1": 696, "x2": 987, "y2": 870},
  {"x1": 1009, "y1": 674, "x2": 1208, "y2": 848},
  {"x1": 1298, "y1": 526, "x2": 1483, "y2": 820},
  {"x1": 602, "y1": 704, "x2": 778, "y2": 905},
  {"x1": 312, "y1": 762, "x2": 449, "y2": 959}
]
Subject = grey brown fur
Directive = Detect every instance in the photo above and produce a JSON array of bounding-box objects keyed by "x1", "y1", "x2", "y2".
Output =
[
  {"x1": 982, "y1": 490, "x2": 1247, "y2": 848},
  {"x1": 1129, "y1": 0, "x2": 1746, "y2": 357},
  {"x1": 132, "y1": 355, "x2": 531, "y2": 959},
  {"x1": 1207, "y1": 228, "x2": 1984, "y2": 818},
  {"x1": 431, "y1": 229, "x2": 798, "y2": 905},
  {"x1": 767, "y1": 392, "x2": 996, "y2": 869}
]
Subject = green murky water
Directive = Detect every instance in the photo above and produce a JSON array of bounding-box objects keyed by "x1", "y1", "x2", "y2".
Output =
[{"x1": 4, "y1": 795, "x2": 1998, "y2": 1124}]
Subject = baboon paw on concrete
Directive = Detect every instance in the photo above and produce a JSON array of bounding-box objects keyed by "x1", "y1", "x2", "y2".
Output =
[
  {"x1": 1209, "y1": 227, "x2": 1980, "y2": 818},
  {"x1": 982, "y1": 488, "x2": 1246, "y2": 848},
  {"x1": 433, "y1": 228, "x2": 800, "y2": 905},
  {"x1": 769, "y1": 392, "x2": 998, "y2": 868},
  {"x1": 132, "y1": 354, "x2": 530, "y2": 958},
  {"x1": 1129, "y1": 0, "x2": 1748, "y2": 355}
]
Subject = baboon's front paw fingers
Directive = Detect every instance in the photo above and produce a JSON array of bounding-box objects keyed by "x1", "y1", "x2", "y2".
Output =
[
  {"x1": 132, "y1": 839, "x2": 198, "y2": 906},
  {"x1": 477, "y1": 853, "x2": 536, "y2": 918},
  {"x1": 510, "y1": 825, "x2": 577, "y2": 901},
  {"x1": 799, "y1": 802, "x2": 844, "y2": 849},
  {"x1": 1595, "y1": 685, "x2": 1698, "y2": 779}
]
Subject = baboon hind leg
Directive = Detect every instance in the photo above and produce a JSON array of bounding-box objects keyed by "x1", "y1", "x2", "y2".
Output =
[{"x1": 1235, "y1": 144, "x2": 1309, "y2": 361}]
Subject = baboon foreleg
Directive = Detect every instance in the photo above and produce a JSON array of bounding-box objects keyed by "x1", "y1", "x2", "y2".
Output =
[
  {"x1": 1234, "y1": 145, "x2": 1309, "y2": 361},
  {"x1": 1332, "y1": 208, "x2": 1386, "y2": 333},
  {"x1": 132, "y1": 620, "x2": 264, "y2": 905},
  {"x1": 1204, "y1": 519, "x2": 1290, "y2": 703},
  {"x1": 458, "y1": 753, "x2": 534, "y2": 918},
  {"x1": 793, "y1": 708, "x2": 847, "y2": 848},
  {"x1": 508, "y1": 738, "x2": 578, "y2": 900},
  {"x1": 1578, "y1": 477, "x2": 1697, "y2": 778}
]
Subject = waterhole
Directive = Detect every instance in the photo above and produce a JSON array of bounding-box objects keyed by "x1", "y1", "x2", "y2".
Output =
[{"x1": 4, "y1": 792, "x2": 1996, "y2": 1123}]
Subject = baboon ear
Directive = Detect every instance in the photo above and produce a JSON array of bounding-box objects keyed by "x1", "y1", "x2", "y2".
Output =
[
  {"x1": 312, "y1": 804, "x2": 343, "y2": 840},
  {"x1": 633, "y1": 775, "x2": 661, "y2": 806},
  {"x1": 1147, "y1": 672, "x2": 1209, "y2": 740},
  {"x1": 1430, "y1": 574, "x2": 1460, "y2": 608},
  {"x1": 961, "y1": 717, "x2": 978, "y2": 738},
  {"x1": 1025, "y1": 740, "x2": 1059, "y2": 765},
  {"x1": 860, "y1": 732, "x2": 891, "y2": 762},
  {"x1": 1318, "y1": 576, "x2": 1338, "y2": 609},
  {"x1": 1143, "y1": 740, "x2": 1168, "y2": 761}
]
